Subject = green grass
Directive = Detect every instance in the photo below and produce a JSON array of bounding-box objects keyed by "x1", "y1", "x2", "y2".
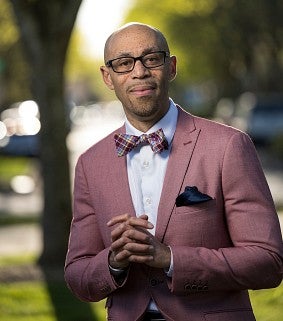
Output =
[
  {"x1": 0, "y1": 281, "x2": 106, "y2": 321},
  {"x1": 0, "y1": 254, "x2": 37, "y2": 266},
  {"x1": 0, "y1": 255, "x2": 107, "y2": 321},
  {"x1": 0, "y1": 255, "x2": 282, "y2": 321},
  {"x1": 250, "y1": 286, "x2": 283, "y2": 321},
  {"x1": 0, "y1": 155, "x2": 39, "y2": 198},
  {"x1": 0, "y1": 156, "x2": 34, "y2": 184},
  {"x1": 0, "y1": 215, "x2": 39, "y2": 226}
]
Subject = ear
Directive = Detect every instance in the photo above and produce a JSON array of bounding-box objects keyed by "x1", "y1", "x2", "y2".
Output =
[
  {"x1": 100, "y1": 66, "x2": 115, "y2": 90},
  {"x1": 168, "y1": 55, "x2": 177, "y2": 82}
]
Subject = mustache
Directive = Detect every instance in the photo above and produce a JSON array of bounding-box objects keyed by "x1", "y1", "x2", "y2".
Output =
[{"x1": 127, "y1": 82, "x2": 157, "y2": 91}]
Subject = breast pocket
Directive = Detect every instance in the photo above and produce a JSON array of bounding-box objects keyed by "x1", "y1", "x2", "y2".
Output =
[
  {"x1": 164, "y1": 200, "x2": 215, "y2": 245},
  {"x1": 165, "y1": 199, "x2": 229, "y2": 248},
  {"x1": 174, "y1": 199, "x2": 216, "y2": 217}
]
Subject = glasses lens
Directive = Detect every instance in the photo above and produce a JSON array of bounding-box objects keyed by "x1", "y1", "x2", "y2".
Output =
[
  {"x1": 142, "y1": 52, "x2": 165, "y2": 68},
  {"x1": 112, "y1": 57, "x2": 134, "y2": 73},
  {"x1": 109, "y1": 51, "x2": 166, "y2": 73}
]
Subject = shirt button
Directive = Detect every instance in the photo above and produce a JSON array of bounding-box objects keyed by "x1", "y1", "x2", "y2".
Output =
[
  {"x1": 145, "y1": 197, "x2": 152, "y2": 205},
  {"x1": 142, "y1": 160, "x2": 150, "y2": 168}
]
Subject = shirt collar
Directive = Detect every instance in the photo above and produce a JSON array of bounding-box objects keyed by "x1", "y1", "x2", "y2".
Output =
[{"x1": 125, "y1": 98, "x2": 178, "y2": 145}]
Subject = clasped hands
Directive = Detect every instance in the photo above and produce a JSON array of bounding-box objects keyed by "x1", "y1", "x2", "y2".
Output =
[{"x1": 107, "y1": 214, "x2": 171, "y2": 271}]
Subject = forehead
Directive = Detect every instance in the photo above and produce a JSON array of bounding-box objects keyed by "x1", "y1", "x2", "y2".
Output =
[{"x1": 105, "y1": 26, "x2": 162, "y2": 59}]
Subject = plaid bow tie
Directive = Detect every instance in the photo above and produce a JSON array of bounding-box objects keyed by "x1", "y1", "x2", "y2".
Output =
[{"x1": 114, "y1": 128, "x2": 169, "y2": 157}]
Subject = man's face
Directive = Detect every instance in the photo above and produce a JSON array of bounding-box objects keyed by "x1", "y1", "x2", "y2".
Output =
[{"x1": 101, "y1": 25, "x2": 177, "y2": 130}]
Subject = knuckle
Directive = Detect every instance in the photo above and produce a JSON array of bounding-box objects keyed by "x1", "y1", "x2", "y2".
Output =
[
  {"x1": 124, "y1": 243, "x2": 132, "y2": 251},
  {"x1": 124, "y1": 229, "x2": 134, "y2": 238},
  {"x1": 121, "y1": 235, "x2": 130, "y2": 244}
]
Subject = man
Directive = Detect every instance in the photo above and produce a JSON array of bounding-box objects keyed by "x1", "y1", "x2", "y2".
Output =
[{"x1": 65, "y1": 23, "x2": 283, "y2": 321}]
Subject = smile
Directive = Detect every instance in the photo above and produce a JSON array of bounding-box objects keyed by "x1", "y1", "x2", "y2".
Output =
[{"x1": 129, "y1": 85, "x2": 156, "y2": 96}]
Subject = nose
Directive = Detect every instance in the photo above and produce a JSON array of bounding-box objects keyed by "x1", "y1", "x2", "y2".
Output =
[{"x1": 131, "y1": 60, "x2": 150, "y2": 78}]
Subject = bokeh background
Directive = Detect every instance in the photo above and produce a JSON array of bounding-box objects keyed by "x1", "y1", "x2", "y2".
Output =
[{"x1": 0, "y1": 0, "x2": 282, "y2": 320}]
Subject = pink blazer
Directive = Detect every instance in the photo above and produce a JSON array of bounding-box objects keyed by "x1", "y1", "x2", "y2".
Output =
[{"x1": 65, "y1": 106, "x2": 283, "y2": 321}]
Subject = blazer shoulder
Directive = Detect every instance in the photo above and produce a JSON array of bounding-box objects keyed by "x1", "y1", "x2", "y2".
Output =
[
  {"x1": 187, "y1": 110, "x2": 248, "y2": 139},
  {"x1": 177, "y1": 106, "x2": 253, "y2": 150}
]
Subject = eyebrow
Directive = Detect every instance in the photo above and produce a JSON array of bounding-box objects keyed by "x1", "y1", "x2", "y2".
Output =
[{"x1": 111, "y1": 47, "x2": 161, "y2": 59}]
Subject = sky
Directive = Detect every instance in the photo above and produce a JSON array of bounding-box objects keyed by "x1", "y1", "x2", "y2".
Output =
[{"x1": 75, "y1": 0, "x2": 131, "y2": 59}]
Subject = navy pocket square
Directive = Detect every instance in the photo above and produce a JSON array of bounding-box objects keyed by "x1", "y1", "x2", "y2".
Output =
[{"x1": 176, "y1": 186, "x2": 212, "y2": 207}]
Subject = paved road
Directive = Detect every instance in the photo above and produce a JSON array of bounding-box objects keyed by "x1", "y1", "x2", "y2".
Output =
[{"x1": 0, "y1": 224, "x2": 41, "y2": 256}]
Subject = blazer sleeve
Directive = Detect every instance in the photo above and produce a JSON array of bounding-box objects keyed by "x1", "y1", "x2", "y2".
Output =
[
  {"x1": 64, "y1": 156, "x2": 123, "y2": 302},
  {"x1": 169, "y1": 131, "x2": 283, "y2": 294}
]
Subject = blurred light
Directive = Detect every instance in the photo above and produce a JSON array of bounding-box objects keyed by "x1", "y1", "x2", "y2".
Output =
[
  {"x1": 0, "y1": 121, "x2": 7, "y2": 139},
  {"x1": 215, "y1": 98, "x2": 234, "y2": 123},
  {"x1": 0, "y1": 100, "x2": 41, "y2": 136},
  {"x1": 69, "y1": 106, "x2": 87, "y2": 126},
  {"x1": 18, "y1": 100, "x2": 39, "y2": 118},
  {"x1": 3, "y1": 118, "x2": 17, "y2": 136},
  {"x1": 237, "y1": 92, "x2": 256, "y2": 111},
  {"x1": 67, "y1": 101, "x2": 125, "y2": 153},
  {"x1": 18, "y1": 117, "x2": 41, "y2": 135},
  {"x1": 1, "y1": 107, "x2": 18, "y2": 120},
  {"x1": 10, "y1": 175, "x2": 36, "y2": 194},
  {"x1": 0, "y1": 136, "x2": 9, "y2": 147}
]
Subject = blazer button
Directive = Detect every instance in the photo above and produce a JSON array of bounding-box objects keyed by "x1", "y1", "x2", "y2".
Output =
[
  {"x1": 191, "y1": 284, "x2": 197, "y2": 291},
  {"x1": 149, "y1": 278, "x2": 158, "y2": 287},
  {"x1": 184, "y1": 283, "x2": 191, "y2": 291}
]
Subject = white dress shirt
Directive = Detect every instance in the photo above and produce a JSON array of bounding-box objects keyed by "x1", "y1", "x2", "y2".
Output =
[
  {"x1": 125, "y1": 99, "x2": 178, "y2": 233},
  {"x1": 125, "y1": 99, "x2": 178, "y2": 311}
]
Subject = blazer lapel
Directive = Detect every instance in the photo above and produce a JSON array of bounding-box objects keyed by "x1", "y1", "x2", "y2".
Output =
[{"x1": 156, "y1": 107, "x2": 200, "y2": 240}]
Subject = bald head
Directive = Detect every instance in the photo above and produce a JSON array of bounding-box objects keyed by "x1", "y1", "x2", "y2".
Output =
[
  {"x1": 100, "y1": 22, "x2": 177, "y2": 131},
  {"x1": 104, "y1": 22, "x2": 170, "y2": 63}
]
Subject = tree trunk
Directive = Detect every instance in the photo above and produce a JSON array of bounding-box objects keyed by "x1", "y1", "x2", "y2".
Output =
[{"x1": 10, "y1": 0, "x2": 82, "y2": 266}]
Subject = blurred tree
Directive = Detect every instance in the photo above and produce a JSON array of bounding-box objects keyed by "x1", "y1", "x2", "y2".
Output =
[
  {"x1": 126, "y1": 0, "x2": 283, "y2": 101},
  {"x1": 9, "y1": 0, "x2": 82, "y2": 266},
  {"x1": 0, "y1": 1, "x2": 109, "y2": 110},
  {"x1": 0, "y1": 1, "x2": 31, "y2": 108},
  {"x1": 66, "y1": 30, "x2": 114, "y2": 103}
]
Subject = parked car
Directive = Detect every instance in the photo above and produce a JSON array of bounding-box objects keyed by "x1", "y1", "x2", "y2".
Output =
[
  {"x1": 246, "y1": 95, "x2": 283, "y2": 145},
  {"x1": 0, "y1": 100, "x2": 40, "y2": 157},
  {"x1": 0, "y1": 134, "x2": 39, "y2": 157}
]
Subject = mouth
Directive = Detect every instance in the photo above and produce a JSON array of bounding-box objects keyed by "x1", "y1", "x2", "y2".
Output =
[{"x1": 128, "y1": 84, "x2": 156, "y2": 97}]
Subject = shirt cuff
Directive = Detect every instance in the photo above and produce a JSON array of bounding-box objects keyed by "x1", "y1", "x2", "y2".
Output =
[
  {"x1": 109, "y1": 265, "x2": 128, "y2": 276},
  {"x1": 164, "y1": 246, "x2": 173, "y2": 277}
]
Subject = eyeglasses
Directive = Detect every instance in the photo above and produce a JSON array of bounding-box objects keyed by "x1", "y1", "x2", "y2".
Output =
[{"x1": 105, "y1": 51, "x2": 170, "y2": 73}]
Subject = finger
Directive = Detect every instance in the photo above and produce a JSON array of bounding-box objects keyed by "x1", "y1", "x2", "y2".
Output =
[
  {"x1": 108, "y1": 250, "x2": 129, "y2": 269},
  {"x1": 138, "y1": 214, "x2": 149, "y2": 220},
  {"x1": 107, "y1": 213, "x2": 149, "y2": 226},
  {"x1": 107, "y1": 213, "x2": 131, "y2": 226},
  {"x1": 110, "y1": 235, "x2": 133, "y2": 252},
  {"x1": 107, "y1": 215, "x2": 154, "y2": 229},
  {"x1": 128, "y1": 254, "x2": 154, "y2": 264},
  {"x1": 111, "y1": 237, "x2": 153, "y2": 254},
  {"x1": 123, "y1": 228, "x2": 152, "y2": 244},
  {"x1": 115, "y1": 250, "x2": 154, "y2": 263},
  {"x1": 110, "y1": 220, "x2": 148, "y2": 242},
  {"x1": 111, "y1": 229, "x2": 152, "y2": 252},
  {"x1": 110, "y1": 221, "x2": 133, "y2": 241}
]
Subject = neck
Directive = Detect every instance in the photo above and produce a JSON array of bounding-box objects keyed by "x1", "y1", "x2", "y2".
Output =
[
  {"x1": 126, "y1": 103, "x2": 170, "y2": 133},
  {"x1": 128, "y1": 119, "x2": 157, "y2": 133}
]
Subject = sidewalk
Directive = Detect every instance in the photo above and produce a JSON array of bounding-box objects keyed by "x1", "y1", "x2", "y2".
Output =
[{"x1": 0, "y1": 224, "x2": 41, "y2": 256}]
